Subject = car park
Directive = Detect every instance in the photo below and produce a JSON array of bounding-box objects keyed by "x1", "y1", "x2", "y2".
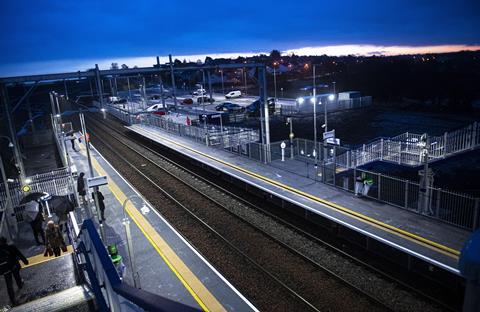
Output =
[
  {"x1": 182, "y1": 98, "x2": 194, "y2": 104},
  {"x1": 215, "y1": 102, "x2": 244, "y2": 112},
  {"x1": 225, "y1": 90, "x2": 242, "y2": 99},
  {"x1": 197, "y1": 96, "x2": 215, "y2": 103}
]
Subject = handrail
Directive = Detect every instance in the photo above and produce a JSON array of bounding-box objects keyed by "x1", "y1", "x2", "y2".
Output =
[{"x1": 74, "y1": 218, "x2": 202, "y2": 312}]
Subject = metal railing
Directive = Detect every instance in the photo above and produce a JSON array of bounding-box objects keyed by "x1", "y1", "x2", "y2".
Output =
[
  {"x1": 68, "y1": 215, "x2": 200, "y2": 311},
  {"x1": 106, "y1": 104, "x2": 480, "y2": 230},
  {"x1": 0, "y1": 167, "x2": 75, "y2": 222},
  {"x1": 268, "y1": 140, "x2": 480, "y2": 230},
  {"x1": 334, "y1": 121, "x2": 480, "y2": 168}
]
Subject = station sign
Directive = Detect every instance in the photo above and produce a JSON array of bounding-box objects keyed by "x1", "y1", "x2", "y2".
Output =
[
  {"x1": 326, "y1": 138, "x2": 341, "y2": 145},
  {"x1": 323, "y1": 130, "x2": 335, "y2": 140},
  {"x1": 87, "y1": 175, "x2": 108, "y2": 188}
]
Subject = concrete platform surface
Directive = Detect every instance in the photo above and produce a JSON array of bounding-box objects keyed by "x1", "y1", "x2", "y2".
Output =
[
  {"x1": 127, "y1": 123, "x2": 470, "y2": 274},
  {"x1": 68, "y1": 138, "x2": 257, "y2": 312}
]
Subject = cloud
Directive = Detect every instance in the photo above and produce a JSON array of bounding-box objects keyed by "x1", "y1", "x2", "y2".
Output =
[{"x1": 1, "y1": 44, "x2": 479, "y2": 77}]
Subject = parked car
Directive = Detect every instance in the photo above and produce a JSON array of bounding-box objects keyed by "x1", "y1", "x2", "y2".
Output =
[
  {"x1": 146, "y1": 103, "x2": 164, "y2": 111},
  {"x1": 197, "y1": 96, "x2": 215, "y2": 103},
  {"x1": 215, "y1": 102, "x2": 244, "y2": 112},
  {"x1": 182, "y1": 98, "x2": 194, "y2": 104},
  {"x1": 225, "y1": 90, "x2": 242, "y2": 99},
  {"x1": 246, "y1": 98, "x2": 276, "y2": 116},
  {"x1": 192, "y1": 88, "x2": 206, "y2": 96}
]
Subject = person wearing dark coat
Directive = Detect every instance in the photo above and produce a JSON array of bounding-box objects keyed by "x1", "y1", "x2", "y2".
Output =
[
  {"x1": 30, "y1": 210, "x2": 45, "y2": 245},
  {"x1": 77, "y1": 172, "x2": 86, "y2": 204},
  {"x1": 0, "y1": 237, "x2": 28, "y2": 306},
  {"x1": 92, "y1": 191, "x2": 106, "y2": 221}
]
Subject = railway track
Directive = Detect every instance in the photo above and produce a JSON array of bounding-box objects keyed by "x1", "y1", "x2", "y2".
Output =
[{"x1": 85, "y1": 114, "x2": 392, "y2": 311}]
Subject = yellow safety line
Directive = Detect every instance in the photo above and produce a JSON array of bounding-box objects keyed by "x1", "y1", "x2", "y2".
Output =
[
  {"x1": 77, "y1": 142, "x2": 224, "y2": 312},
  {"x1": 21, "y1": 245, "x2": 74, "y2": 268},
  {"x1": 136, "y1": 126, "x2": 461, "y2": 259}
]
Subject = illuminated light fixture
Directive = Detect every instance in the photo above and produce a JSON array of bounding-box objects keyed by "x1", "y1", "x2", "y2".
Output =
[
  {"x1": 101, "y1": 108, "x2": 106, "y2": 112},
  {"x1": 25, "y1": 178, "x2": 32, "y2": 184},
  {"x1": 297, "y1": 97, "x2": 305, "y2": 104},
  {"x1": 8, "y1": 142, "x2": 14, "y2": 148},
  {"x1": 310, "y1": 97, "x2": 316, "y2": 104},
  {"x1": 328, "y1": 94, "x2": 335, "y2": 101},
  {"x1": 55, "y1": 114, "x2": 61, "y2": 118}
]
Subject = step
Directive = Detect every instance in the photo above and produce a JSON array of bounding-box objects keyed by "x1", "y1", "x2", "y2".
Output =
[{"x1": 9, "y1": 285, "x2": 95, "y2": 312}]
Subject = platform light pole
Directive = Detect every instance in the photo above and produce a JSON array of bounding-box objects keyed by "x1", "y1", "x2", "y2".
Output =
[
  {"x1": 169, "y1": 54, "x2": 177, "y2": 109},
  {"x1": 273, "y1": 62, "x2": 278, "y2": 104},
  {"x1": 219, "y1": 69, "x2": 225, "y2": 95},
  {"x1": 122, "y1": 195, "x2": 143, "y2": 289},
  {"x1": 312, "y1": 65, "x2": 318, "y2": 177}
]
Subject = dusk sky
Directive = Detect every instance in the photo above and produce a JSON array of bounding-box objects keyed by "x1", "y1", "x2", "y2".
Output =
[{"x1": 1, "y1": 0, "x2": 479, "y2": 76}]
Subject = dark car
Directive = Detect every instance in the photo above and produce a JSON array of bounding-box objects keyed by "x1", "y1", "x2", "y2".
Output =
[
  {"x1": 182, "y1": 98, "x2": 194, "y2": 104},
  {"x1": 197, "y1": 96, "x2": 215, "y2": 103},
  {"x1": 246, "y1": 98, "x2": 276, "y2": 116},
  {"x1": 215, "y1": 102, "x2": 244, "y2": 112}
]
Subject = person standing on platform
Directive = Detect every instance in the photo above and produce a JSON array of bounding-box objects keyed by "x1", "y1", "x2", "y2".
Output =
[
  {"x1": 70, "y1": 135, "x2": 77, "y2": 152},
  {"x1": 77, "y1": 172, "x2": 86, "y2": 205},
  {"x1": 0, "y1": 237, "x2": 28, "y2": 306},
  {"x1": 92, "y1": 190, "x2": 106, "y2": 221},
  {"x1": 362, "y1": 175, "x2": 374, "y2": 197},
  {"x1": 30, "y1": 210, "x2": 45, "y2": 245},
  {"x1": 355, "y1": 173, "x2": 365, "y2": 196},
  {"x1": 45, "y1": 221, "x2": 66, "y2": 257}
]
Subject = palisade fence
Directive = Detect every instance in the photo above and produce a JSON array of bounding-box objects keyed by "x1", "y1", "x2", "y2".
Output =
[
  {"x1": 270, "y1": 138, "x2": 480, "y2": 230},
  {"x1": 105, "y1": 104, "x2": 480, "y2": 230},
  {"x1": 0, "y1": 168, "x2": 75, "y2": 222}
]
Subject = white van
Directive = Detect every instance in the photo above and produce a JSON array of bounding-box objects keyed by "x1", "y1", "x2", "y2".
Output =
[{"x1": 225, "y1": 90, "x2": 242, "y2": 99}]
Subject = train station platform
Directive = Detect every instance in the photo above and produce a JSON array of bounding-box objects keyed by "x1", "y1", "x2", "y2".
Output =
[
  {"x1": 67, "y1": 137, "x2": 257, "y2": 311},
  {"x1": 126, "y1": 123, "x2": 471, "y2": 275}
]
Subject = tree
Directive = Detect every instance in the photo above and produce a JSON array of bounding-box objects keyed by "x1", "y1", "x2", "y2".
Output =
[
  {"x1": 174, "y1": 59, "x2": 182, "y2": 65},
  {"x1": 204, "y1": 56, "x2": 214, "y2": 65},
  {"x1": 270, "y1": 49, "x2": 281, "y2": 60},
  {"x1": 121, "y1": 64, "x2": 129, "y2": 69},
  {"x1": 111, "y1": 63, "x2": 119, "y2": 70}
]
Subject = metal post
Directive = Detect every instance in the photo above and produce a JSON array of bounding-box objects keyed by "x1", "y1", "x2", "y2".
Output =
[
  {"x1": 122, "y1": 197, "x2": 141, "y2": 289},
  {"x1": 142, "y1": 76, "x2": 147, "y2": 109},
  {"x1": 243, "y1": 67, "x2": 248, "y2": 95},
  {"x1": 63, "y1": 80, "x2": 69, "y2": 100},
  {"x1": 289, "y1": 117, "x2": 294, "y2": 159},
  {"x1": 261, "y1": 66, "x2": 271, "y2": 163},
  {"x1": 1, "y1": 84, "x2": 25, "y2": 183},
  {"x1": 201, "y1": 70, "x2": 206, "y2": 111},
  {"x1": 207, "y1": 70, "x2": 213, "y2": 103},
  {"x1": 95, "y1": 64, "x2": 104, "y2": 109},
  {"x1": 156, "y1": 57, "x2": 166, "y2": 110},
  {"x1": 273, "y1": 63, "x2": 277, "y2": 103},
  {"x1": 114, "y1": 76, "x2": 118, "y2": 96},
  {"x1": 312, "y1": 65, "x2": 318, "y2": 175},
  {"x1": 220, "y1": 69, "x2": 225, "y2": 95},
  {"x1": 168, "y1": 55, "x2": 177, "y2": 109}
]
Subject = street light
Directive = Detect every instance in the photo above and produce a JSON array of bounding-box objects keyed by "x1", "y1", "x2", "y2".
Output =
[
  {"x1": 273, "y1": 62, "x2": 278, "y2": 104},
  {"x1": 122, "y1": 195, "x2": 145, "y2": 289}
]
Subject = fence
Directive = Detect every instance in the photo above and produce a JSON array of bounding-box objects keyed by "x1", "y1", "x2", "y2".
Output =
[
  {"x1": 106, "y1": 104, "x2": 480, "y2": 230},
  {"x1": 0, "y1": 167, "x2": 75, "y2": 222},
  {"x1": 335, "y1": 121, "x2": 480, "y2": 168},
  {"x1": 269, "y1": 139, "x2": 480, "y2": 230}
]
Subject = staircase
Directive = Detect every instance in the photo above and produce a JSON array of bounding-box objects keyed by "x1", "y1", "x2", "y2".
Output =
[
  {"x1": 335, "y1": 121, "x2": 480, "y2": 168},
  {"x1": 9, "y1": 285, "x2": 95, "y2": 312}
]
